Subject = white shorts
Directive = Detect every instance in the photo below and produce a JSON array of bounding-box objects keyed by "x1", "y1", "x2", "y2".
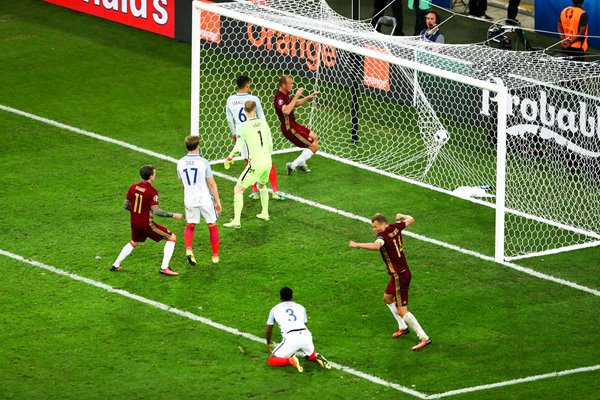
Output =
[
  {"x1": 185, "y1": 204, "x2": 217, "y2": 224},
  {"x1": 272, "y1": 329, "x2": 314, "y2": 358}
]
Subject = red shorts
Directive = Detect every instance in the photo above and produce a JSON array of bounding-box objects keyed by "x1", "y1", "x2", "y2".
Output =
[
  {"x1": 385, "y1": 269, "x2": 411, "y2": 307},
  {"x1": 131, "y1": 220, "x2": 172, "y2": 243},
  {"x1": 282, "y1": 123, "x2": 313, "y2": 148}
]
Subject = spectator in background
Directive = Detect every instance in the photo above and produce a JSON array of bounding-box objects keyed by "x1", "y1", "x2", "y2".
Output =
[
  {"x1": 420, "y1": 10, "x2": 445, "y2": 43},
  {"x1": 469, "y1": 0, "x2": 492, "y2": 21},
  {"x1": 408, "y1": 0, "x2": 429, "y2": 35},
  {"x1": 372, "y1": 0, "x2": 404, "y2": 36},
  {"x1": 507, "y1": 0, "x2": 520, "y2": 24},
  {"x1": 558, "y1": 0, "x2": 588, "y2": 62}
]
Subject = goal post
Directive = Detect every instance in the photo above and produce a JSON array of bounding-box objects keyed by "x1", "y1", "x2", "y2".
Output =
[{"x1": 190, "y1": 0, "x2": 600, "y2": 262}]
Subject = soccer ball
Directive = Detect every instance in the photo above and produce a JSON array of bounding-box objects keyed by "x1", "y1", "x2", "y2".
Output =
[{"x1": 434, "y1": 129, "x2": 449, "y2": 144}]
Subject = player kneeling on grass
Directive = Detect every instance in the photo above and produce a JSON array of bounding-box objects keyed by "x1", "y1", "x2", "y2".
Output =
[
  {"x1": 349, "y1": 213, "x2": 431, "y2": 351},
  {"x1": 111, "y1": 165, "x2": 183, "y2": 276},
  {"x1": 265, "y1": 287, "x2": 332, "y2": 373},
  {"x1": 223, "y1": 101, "x2": 272, "y2": 229}
]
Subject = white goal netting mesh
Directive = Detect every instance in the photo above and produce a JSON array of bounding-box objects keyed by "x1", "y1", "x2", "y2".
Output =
[{"x1": 193, "y1": 0, "x2": 600, "y2": 260}]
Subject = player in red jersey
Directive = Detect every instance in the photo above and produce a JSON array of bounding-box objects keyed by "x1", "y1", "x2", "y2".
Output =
[
  {"x1": 111, "y1": 165, "x2": 183, "y2": 276},
  {"x1": 349, "y1": 213, "x2": 431, "y2": 351},
  {"x1": 274, "y1": 75, "x2": 321, "y2": 174}
]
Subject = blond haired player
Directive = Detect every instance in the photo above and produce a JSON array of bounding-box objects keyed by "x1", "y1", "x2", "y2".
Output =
[
  {"x1": 349, "y1": 213, "x2": 431, "y2": 351},
  {"x1": 176, "y1": 136, "x2": 222, "y2": 265}
]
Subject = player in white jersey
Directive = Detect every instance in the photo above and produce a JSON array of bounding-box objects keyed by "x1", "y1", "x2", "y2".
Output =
[
  {"x1": 224, "y1": 75, "x2": 286, "y2": 201},
  {"x1": 177, "y1": 135, "x2": 222, "y2": 265},
  {"x1": 265, "y1": 287, "x2": 332, "y2": 373}
]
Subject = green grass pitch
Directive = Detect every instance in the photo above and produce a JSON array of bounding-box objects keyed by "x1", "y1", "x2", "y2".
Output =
[{"x1": 1, "y1": 1, "x2": 599, "y2": 399}]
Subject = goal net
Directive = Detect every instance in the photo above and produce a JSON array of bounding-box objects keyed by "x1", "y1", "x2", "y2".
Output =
[{"x1": 191, "y1": 0, "x2": 600, "y2": 261}]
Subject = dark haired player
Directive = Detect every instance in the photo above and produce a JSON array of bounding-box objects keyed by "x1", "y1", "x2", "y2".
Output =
[
  {"x1": 111, "y1": 165, "x2": 182, "y2": 276},
  {"x1": 265, "y1": 287, "x2": 332, "y2": 372},
  {"x1": 225, "y1": 75, "x2": 286, "y2": 200}
]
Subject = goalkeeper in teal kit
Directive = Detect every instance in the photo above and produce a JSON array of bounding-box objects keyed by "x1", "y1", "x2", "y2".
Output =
[{"x1": 224, "y1": 100, "x2": 273, "y2": 228}]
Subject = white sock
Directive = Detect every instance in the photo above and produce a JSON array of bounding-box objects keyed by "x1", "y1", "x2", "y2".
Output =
[
  {"x1": 161, "y1": 240, "x2": 176, "y2": 270},
  {"x1": 402, "y1": 312, "x2": 429, "y2": 341},
  {"x1": 113, "y1": 242, "x2": 134, "y2": 267},
  {"x1": 386, "y1": 303, "x2": 408, "y2": 330},
  {"x1": 292, "y1": 148, "x2": 313, "y2": 168},
  {"x1": 258, "y1": 187, "x2": 269, "y2": 216}
]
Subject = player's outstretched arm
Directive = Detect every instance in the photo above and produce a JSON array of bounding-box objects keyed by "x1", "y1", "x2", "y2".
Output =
[
  {"x1": 151, "y1": 205, "x2": 182, "y2": 220},
  {"x1": 282, "y1": 87, "x2": 304, "y2": 115},
  {"x1": 296, "y1": 91, "x2": 319, "y2": 106},
  {"x1": 348, "y1": 240, "x2": 382, "y2": 251}
]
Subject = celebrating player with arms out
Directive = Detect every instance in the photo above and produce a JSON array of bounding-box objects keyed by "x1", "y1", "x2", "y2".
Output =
[
  {"x1": 224, "y1": 75, "x2": 285, "y2": 200},
  {"x1": 111, "y1": 165, "x2": 182, "y2": 276},
  {"x1": 274, "y1": 75, "x2": 321, "y2": 174},
  {"x1": 223, "y1": 100, "x2": 272, "y2": 229},
  {"x1": 177, "y1": 135, "x2": 222, "y2": 266},
  {"x1": 349, "y1": 213, "x2": 431, "y2": 351}
]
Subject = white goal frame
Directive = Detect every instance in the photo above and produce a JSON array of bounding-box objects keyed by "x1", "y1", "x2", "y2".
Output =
[{"x1": 192, "y1": 0, "x2": 546, "y2": 263}]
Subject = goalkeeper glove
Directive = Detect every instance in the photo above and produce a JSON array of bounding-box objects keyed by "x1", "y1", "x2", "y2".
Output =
[{"x1": 224, "y1": 156, "x2": 234, "y2": 170}]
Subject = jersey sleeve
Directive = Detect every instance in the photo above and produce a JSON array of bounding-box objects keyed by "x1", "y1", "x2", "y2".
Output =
[
  {"x1": 301, "y1": 305, "x2": 308, "y2": 324},
  {"x1": 265, "y1": 123, "x2": 273, "y2": 153},
  {"x1": 225, "y1": 101, "x2": 236, "y2": 135},
  {"x1": 125, "y1": 185, "x2": 134, "y2": 203},
  {"x1": 202, "y1": 158, "x2": 213, "y2": 178},
  {"x1": 150, "y1": 189, "x2": 159, "y2": 207},
  {"x1": 274, "y1": 93, "x2": 284, "y2": 111},
  {"x1": 255, "y1": 97, "x2": 265, "y2": 120},
  {"x1": 266, "y1": 308, "x2": 276, "y2": 325}
]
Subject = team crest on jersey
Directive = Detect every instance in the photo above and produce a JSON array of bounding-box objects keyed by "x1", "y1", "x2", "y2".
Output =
[
  {"x1": 278, "y1": 99, "x2": 284, "y2": 106},
  {"x1": 153, "y1": 195, "x2": 158, "y2": 202}
]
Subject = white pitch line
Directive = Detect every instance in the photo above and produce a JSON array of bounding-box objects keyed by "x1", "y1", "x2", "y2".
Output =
[
  {"x1": 425, "y1": 364, "x2": 600, "y2": 399},
  {"x1": 2, "y1": 104, "x2": 597, "y2": 298},
  {"x1": 2, "y1": 104, "x2": 600, "y2": 397},
  {"x1": 0, "y1": 249, "x2": 428, "y2": 400}
]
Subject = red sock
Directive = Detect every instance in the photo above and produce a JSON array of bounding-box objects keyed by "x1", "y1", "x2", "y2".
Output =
[
  {"x1": 269, "y1": 162, "x2": 279, "y2": 192},
  {"x1": 307, "y1": 352, "x2": 317, "y2": 361},
  {"x1": 208, "y1": 224, "x2": 219, "y2": 255},
  {"x1": 267, "y1": 356, "x2": 291, "y2": 367},
  {"x1": 184, "y1": 224, "x2": 195, "y2": 250}
]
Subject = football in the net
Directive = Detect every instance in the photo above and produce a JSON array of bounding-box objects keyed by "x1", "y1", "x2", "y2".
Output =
[{"x1": 434, "y1": 129, "x2": 450, "y2": 144}]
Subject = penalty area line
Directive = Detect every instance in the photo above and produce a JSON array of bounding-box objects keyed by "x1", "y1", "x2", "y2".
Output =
[
  {"x1": 1, "y1": 103, "x2": 597, "y2": 298},
  {"x1": 0, "y1": 249, "x2": 428, "y2": 400},
  {"x1": 2, "y1": 105, "x2": 600, "y2": 396},
  {"x1": 425, "y1": 364, "x2": 600, "y2": 399}
]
